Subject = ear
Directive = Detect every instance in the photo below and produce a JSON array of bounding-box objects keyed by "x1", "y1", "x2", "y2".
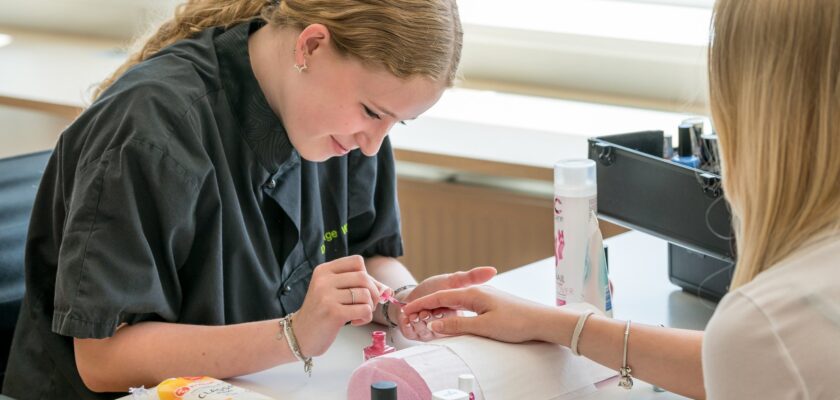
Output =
[{"x1": 294, "y1": 24, "x2": 330, "y2": 66}]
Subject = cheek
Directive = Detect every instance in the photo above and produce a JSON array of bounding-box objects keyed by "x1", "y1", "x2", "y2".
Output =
[{"x1": 330, "y1": 109, "x2": 369, "y2": 136}]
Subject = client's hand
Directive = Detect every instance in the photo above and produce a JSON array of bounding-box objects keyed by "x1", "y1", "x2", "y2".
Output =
[
  {"x1": 395, "y1": 267, "x2": 497, "y2": 341},
  {"x1": 402, "y1": 285, "x2": 557, "y2": 343}
]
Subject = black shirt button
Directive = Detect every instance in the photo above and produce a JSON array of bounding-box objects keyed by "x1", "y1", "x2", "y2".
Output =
[
  {"x1": 265, "y1": 179, "x2": 277, "y2": 189},
  {"x1": 281, "y1": 285, "x2": 291, "y2": 295}
]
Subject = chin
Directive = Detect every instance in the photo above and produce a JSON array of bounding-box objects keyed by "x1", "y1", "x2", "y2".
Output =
[{"x1": 296, "y1": 148, "x2": 334, "y2": 163}]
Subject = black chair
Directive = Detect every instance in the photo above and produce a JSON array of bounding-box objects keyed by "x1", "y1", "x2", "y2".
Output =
[{"x1": 0, "y1": 151, "x2": 51, "y2": 391}]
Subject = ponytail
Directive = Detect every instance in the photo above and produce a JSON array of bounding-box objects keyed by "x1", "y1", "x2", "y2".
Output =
[{"x1": 93, "y1": 0, "x2": 270, "y2": 100}]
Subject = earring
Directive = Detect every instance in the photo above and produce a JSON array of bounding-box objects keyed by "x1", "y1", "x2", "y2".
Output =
[{"x1": 294, "y1": 60, "x2": 308, "y2": 73}]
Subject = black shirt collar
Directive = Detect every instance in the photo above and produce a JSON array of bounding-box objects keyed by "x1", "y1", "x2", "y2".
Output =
[{"x1": 215, "y1": 20, "x2": 295, "y2": 174}]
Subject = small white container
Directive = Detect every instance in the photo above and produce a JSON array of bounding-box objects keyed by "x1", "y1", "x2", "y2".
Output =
[{"x1": 432, "y1": 388, "x2": 469, "y2": 400}]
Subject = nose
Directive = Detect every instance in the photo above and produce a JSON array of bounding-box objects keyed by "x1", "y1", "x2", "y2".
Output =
[{"x1": 358, "y1": 122, "x2": 393, "y2": 156}]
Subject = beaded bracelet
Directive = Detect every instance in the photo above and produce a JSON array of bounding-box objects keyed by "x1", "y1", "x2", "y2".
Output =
[{"x1": 277, "y1": 312, "x2": 313, "y2": 377}]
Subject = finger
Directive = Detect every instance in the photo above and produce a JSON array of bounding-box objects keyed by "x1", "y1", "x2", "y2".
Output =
[
  {"x1": 342, "y1": 303, "x2": 374, "y2": 325},
  {"x1": 320, "y1": 255, "x2": 366, "y2": 274},
  {"x1": 446, "y1": 267, "x2": 498, "y2": 289},
  {"x1": 431, "y1": 308, "x2": 453, "y2": 320},
  {"x1": 411, "y1": 316, "x2": 436, "y2": 341},
  {"x1": 426, "y1": 316, "x2": 477, "y2": 336},
  {"x1": 400, "y1": 314, "x2": 418, "y2": 340},
  {"x1": 373, "y1": 280, "x2": 392, "y2": 304},
  {"x1": 334, "y1": 271, "x2": 381, "y2": 306},
  {"x1": 418, "y1": 310, "x2": 431, "y2": 322},
  {"x1": 403, "y1": 288, "x2": 479, "y2": 315},
  {"x1": 336, "y1": 289, "x2": 375, "y2": 315}
]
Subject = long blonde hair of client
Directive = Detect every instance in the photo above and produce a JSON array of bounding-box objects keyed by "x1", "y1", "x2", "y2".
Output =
[
  {"x1": 710, "y1": 0, "x2": 840, "y2": 289},
  {"x1": 94, "y1": 0, "x2": 463, "y2": 100}
]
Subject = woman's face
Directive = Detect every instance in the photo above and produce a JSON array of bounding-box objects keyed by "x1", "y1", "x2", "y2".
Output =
[
  {"x1": 287, "y1": 56, "x2": 444, "y2": 162},
  {"x1": 259, "y1": 24, "x2": 446, "y2": 162}
]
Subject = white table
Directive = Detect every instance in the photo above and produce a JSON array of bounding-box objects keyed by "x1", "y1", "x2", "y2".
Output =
[{"x1": 224, "y1": 230, "x2": 715, "y2": 399}]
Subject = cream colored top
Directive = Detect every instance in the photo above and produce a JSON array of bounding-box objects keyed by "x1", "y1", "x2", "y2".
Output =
[{"x1": 703, "y1": 234, "x2": 840, "y2": 399}]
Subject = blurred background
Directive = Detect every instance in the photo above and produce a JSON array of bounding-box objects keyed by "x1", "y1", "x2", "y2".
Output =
[{"x1": 0, "y1": 0, "x2": 713, "y2": 277}]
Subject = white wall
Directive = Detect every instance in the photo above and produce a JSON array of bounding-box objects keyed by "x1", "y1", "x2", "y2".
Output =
[{"x1": 0, "y1": 106, "x2": 70, "y2": 158}]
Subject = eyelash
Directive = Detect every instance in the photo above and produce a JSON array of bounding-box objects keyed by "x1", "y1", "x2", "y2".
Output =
[
  {"x1": 363, "y1": 105, "x2": 408, "y2": 126},
  {"x1": 363, "y1": 105, "x2": 381, "y2": 120}
]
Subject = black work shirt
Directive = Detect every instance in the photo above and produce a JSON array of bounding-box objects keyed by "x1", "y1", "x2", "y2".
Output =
[{"x1": 3, "y1": 20, "x2": 403, "y2": 399}]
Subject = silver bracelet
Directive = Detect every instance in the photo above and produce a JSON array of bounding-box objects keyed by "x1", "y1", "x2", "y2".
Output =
[
  {"x1": 382, "y1": 284, "x2": 417, "y2": 328},
  {"x1": 618, "y1": 320, "x2": 634, "y2": 389},
  {"x1": 277, "y1": 312, "x2": 313, "y2": 377},
  {"x1": 570, "y1": 311, "x2": 595, "y2": 356}
]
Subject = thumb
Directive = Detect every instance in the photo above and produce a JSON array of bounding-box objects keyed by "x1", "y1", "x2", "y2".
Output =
[
  {"x1": 448, "y1": 266, "x2": 497, "y2": 289},
  {"x1": 427, "y1": 316, "x2": 476, "y2": 336}
]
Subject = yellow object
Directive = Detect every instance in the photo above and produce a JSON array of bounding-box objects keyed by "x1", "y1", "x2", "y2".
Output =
[{"x1": 155, "y1": 376, "x2": 274, "y2": 400}]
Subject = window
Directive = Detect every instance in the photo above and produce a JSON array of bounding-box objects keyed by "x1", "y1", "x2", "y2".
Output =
[
  {"x1": 0, "y1": 0, "x2": 713, "y2": 112},
  {"x1": 456, "y1": 0, "x2": 713, "y2": 111}
]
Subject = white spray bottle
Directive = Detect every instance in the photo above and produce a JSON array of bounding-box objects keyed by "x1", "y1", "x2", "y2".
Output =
[
  {"x1": 554, "y1": 160, "x2": 597, "y2": 306},
  {"x1": 554, "y1": 160, "x2": 612, "y2": 315}
]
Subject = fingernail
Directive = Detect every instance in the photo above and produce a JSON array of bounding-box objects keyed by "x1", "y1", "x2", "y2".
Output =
[
  {"x1": 421, "y1": 314, "x2": 431, "y2": 321},
  {"x1": 411, "y1": 316, "x2": 420, "y2": 323},
  {"x1": 434, "y1": 313, "x2": 444, "y2": 319},
  {"x1": 428, "y1": 321, "x2": 442, "y2": 332}
]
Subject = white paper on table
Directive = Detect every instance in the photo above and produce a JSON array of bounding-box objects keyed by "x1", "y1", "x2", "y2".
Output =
[
  {"x1": 435, "y1": 335, "x2": 616, "y2": 400},
  {"x1": 379, "y1": 345, "x2": 475, "y2": 397},
  {"x1": 387, "y1": 328, "x2": 615, "y2": 400}
]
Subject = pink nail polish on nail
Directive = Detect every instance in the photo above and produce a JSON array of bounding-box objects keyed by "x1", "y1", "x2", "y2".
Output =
[
  {"x1": 363, "y1": 331, "x2": 396, "y2": 361},
  {"x1": 379, "y1": 292, "x2": 406, "y2": 308}
]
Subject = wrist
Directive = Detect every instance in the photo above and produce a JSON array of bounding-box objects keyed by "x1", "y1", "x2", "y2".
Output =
[{"x1": 539, "y1": 307, "x2": 578, "y2": 346}]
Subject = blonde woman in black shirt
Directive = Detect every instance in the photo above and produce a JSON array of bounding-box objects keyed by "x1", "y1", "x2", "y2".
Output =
[{"x1": 3, "y1": 1, "x2": 496, "y2": 398}]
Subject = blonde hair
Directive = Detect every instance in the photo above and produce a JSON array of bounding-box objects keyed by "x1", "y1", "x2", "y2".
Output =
[
  {"x1": 710, "y1": 0, "x2": 840, "y2": 289},
  {"x1": 94, "y1": 0, "x2": 463, "y2": 99}
]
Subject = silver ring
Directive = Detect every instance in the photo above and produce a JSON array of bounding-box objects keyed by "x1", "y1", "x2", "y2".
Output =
[{"x1": 349, "y1": 288, "x2": 356, "y2": 305}]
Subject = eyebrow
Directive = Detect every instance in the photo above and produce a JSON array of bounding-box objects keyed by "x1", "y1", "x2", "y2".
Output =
[{"x1": 371, "y1": 101, "x2": 417, "y2": 121}]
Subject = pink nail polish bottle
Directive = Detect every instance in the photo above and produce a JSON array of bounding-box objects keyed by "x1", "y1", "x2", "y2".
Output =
[{"x1": 364, "y1": 331, "x2": 396, "y2": 361}]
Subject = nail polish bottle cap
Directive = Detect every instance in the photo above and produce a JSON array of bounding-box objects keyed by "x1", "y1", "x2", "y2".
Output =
[
  {"x1": 554, "y1": 159, "x2": 596, "y2": 198},
  {"x1": 371, "y1": 380, "x2": 398, "y2": 400},
  {"x1": 458, "y1": 374, "x2": 475, "y2": 393},
  {"x1": 677, "y1": 123, "x2": 694, "y2": 157}
]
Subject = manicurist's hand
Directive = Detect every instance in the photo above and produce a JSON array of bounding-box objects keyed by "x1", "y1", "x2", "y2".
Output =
[
  {"x1": 395, "y1": 267, "x2": 497, "y2": 341},
  {"x1": 402, "y1": 285, "x2": 562, "y2": 343},
  {"x1": 293, "y1": 255, "x2": 387, "y2": 357}
]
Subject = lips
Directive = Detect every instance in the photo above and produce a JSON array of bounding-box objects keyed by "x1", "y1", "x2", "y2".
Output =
[{"x1": 331, "y1": 136, "x2": 350, "y2": 155}]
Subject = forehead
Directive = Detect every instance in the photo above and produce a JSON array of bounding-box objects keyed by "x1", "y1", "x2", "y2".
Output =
[{"x1": 336, "y1": 56, "x2": 446, "y2": 119}]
